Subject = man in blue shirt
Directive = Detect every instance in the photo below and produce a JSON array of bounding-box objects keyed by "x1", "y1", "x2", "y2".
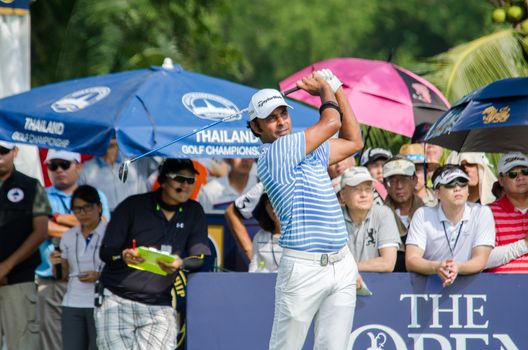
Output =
[
  {"x1": 248, "y1": 69, "x2": 363, "y2": 349},
  {"x1": 37, "y1": 149, "x2": 110, "y2": 350}
]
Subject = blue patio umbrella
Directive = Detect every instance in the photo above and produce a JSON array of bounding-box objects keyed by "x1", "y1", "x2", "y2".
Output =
[
  {"x1": 425, "y1": 77, "x2": 528, "y2": 153},
  {"x1": 0, "y1": 61, "x2": 318, "y2": 158}
]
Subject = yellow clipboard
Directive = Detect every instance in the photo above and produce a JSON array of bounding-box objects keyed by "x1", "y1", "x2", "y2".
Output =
[{"x1": 127, "y1": 246, "x2": 178, "y2": 276}]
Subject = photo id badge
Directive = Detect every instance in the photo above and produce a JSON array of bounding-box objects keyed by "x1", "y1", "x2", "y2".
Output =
[{"x1": 160, "y1": 245, "x2": 172, "y2": 254}]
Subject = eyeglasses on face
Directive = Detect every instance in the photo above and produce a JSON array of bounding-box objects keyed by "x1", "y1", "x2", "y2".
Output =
[
  {"x1": 350, "y1": 185, "x2": 374, "y2": 194},
  {"x1": 47, "y1": 160, "x2": 73, "y2": 171},
  {"x1": 166, "y1": 173, "x2": 196, "y2": 185},
  {"x1": 443, "y1": 179, "x2": 469, "y2": 189},
  {"x1": 506, "y1": 168, "x2": 528, "y2": 179},
  {"x1": 0, "y1": 146, "x2": 12, "y2": 155},
  {"x1": 71, "y1": 203, "x2": 95, "y2": 215}
]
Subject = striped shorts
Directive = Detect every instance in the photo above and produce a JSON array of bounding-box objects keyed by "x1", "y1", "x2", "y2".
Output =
[{"x1": 94, "y1": 290, "x2": 177, "y2": 350}]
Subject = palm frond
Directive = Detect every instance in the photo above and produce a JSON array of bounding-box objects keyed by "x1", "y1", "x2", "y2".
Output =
[{"x1": 414, "y1": 29, "x2": 528, "y2": 103}]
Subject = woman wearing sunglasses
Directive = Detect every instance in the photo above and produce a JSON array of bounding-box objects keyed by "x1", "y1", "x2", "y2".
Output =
[
  {"x1": 50, "y1": 185, "x2": 106, "y2": 350},
  {"x1": 405, "y1": 164, "x2": 495, "y2": 287}
]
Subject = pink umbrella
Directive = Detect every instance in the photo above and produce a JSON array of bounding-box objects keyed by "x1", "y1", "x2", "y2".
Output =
[{"x1": 279, "y1": 58, "x2": 450, "y2": 137}]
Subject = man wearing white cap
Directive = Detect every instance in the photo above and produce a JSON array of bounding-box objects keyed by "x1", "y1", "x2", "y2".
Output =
[
  {"x1": 339, "y1": 167, "x2": 400, "y2": 272},
  {"x1": 487, "y1": 152, "x2": 528, "y2": 273},
  {"x1": 248, "y1": 69, "x2": 363, "y2": 349},
  {"x1": 0, "y1": 141, "x2": 51, "y2": 349},
  {"x1": 37, "y1": 149, "x2": 110, "y2": 350},
  {"x1": 406, "y1": 164, "x2": 495, "y2": 287}
]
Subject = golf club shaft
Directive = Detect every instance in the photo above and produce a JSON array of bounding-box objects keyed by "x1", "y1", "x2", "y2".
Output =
[
  {"x1": 127, "y1": 88, "x2": 298, "y2": 164},
  {"x1": 127, "y1": 108, "x2": 248, "y2": 164}
]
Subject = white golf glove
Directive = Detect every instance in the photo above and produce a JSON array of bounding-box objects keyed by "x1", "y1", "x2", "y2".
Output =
[{"x1": 316, "y1": 68, "x2": 342, "y2": 93}]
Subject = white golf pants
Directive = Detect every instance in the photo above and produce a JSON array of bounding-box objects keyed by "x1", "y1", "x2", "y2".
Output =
[{"x1": 269, "y1": 247, "x2": 357, "y2": 350}]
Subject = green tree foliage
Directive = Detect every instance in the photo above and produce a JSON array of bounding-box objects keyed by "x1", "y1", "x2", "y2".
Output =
[
  {"x1": 30, "y1": 0, "x2": 249, "y2": 86},
  {"x1": 415, "y1": 29, "x2": 528, "y2": 103},
  {"x1": 29, "y1": 0, "x2": 501, "y2": 153},
  {"x1": 221, "y1": 0, "x2": 495, "y2": 88}
]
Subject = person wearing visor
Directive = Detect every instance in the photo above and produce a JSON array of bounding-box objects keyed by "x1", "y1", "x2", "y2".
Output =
[
  {"x1": 406, "y1": 165, "x2": 495, "y2": 287},
  {"x1": 487, "y1": 152, "x2": 528, "y2": 273},
  {"x1": 248, "y1": 69, "x2": 363, "y2": 349},
  {"x1": 96, "y1": 159, "x2": 210, "y2": 350}
]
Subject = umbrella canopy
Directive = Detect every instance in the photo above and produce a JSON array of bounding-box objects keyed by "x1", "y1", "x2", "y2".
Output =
[
  {"x1": 425, "y1": 77, "x2": 528, "y2": 153},
  {"x1": 279, "y1": 57, "x2": 450, "y2": 137},
  {"x1": 0, "y1": 62, "x2": 318, "y2": 158}
]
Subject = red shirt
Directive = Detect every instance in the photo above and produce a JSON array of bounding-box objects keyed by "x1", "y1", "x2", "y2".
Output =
[{"x1": 489, "y1": 196, "x2": 528, "y2": 273}]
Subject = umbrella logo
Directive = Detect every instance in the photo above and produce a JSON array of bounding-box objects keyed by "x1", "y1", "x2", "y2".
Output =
[
  {"x1": 182, "y1": 93, "x2": 241, "y2": 121},
  {"x1": 411, "y1": 83, "x2": 432, "y2": 104},
  {"x1": 51, "y1": 87, "x2": 111, "y2": 113},
  {"x1": 482, "y1": 105, "x2": 510, "y2": 124}
]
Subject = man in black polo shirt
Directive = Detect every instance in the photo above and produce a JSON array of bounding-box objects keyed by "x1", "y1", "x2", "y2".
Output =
[
  {"x1": 96, "y1": 158, "x2": 210, "y2": 350},
  {"x1": 0, "y1": 141, "x2": 51, "y2": 349}
]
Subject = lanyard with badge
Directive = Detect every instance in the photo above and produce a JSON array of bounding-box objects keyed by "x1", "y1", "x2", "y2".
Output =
[{"x1": 441, "y1": 222, "x2": 464, "y2": 258}]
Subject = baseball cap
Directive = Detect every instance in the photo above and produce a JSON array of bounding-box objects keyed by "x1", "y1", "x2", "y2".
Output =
[
  {"x1": 45, "y1": 149, "x2": 81, "y2": 163},
  {"x1": 360, "y1": 148, "x2": 392, "y2": 166},
  {"x1": 248, "y1": 89, "x2": 292, "y2": 121},
  {"x1": 398, "y1": 143, "x2": 441, "y2": 165},
  {"x1": 433, "y1": 167, "x2": 470, "y2": 189},
  {"x1": 341, "y1": 167, "x2": 374, "y2": 188},
  {"x1": 0, "y1": 141, "x2": 15, "y2": 150},
  {"x1": 498, "y1": 152, "x2": 528, "y2": 174},
  {"x1": 382, "y1": 157, "x2": 416, "y2": 179}
]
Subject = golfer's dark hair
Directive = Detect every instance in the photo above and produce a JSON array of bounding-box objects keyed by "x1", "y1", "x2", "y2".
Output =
[
  {"x1": 431, "y1": 164, "x2": 467, "y2": 187},
  {"x1": 71, "y1": 185, "x2": 102, "y2": 217},
  {"x1": 251, "y1": 194, "x2": 277, "y2": 232},
  {"x1": 247, "y1": 121, "x2": 260, "y2": 138}
]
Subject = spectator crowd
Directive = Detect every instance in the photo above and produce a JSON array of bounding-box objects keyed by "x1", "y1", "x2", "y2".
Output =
[{"x1": 1, "y1": 90, "x2": 528, "y2": 349}]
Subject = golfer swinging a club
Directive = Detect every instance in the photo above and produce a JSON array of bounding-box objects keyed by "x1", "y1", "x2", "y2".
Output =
[{"x1": 248, "y1": 69, "x2": 363, "y2": 350}]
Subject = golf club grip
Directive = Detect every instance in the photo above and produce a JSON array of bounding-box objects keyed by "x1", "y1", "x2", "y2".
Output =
[{"x1": 282, "y1": 86, "x2": 300, "y2": 96}]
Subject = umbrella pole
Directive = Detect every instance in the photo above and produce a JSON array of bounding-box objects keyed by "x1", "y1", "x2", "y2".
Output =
[{"x1": 358, "y1": 125, "x2": 372, "y2": 160}]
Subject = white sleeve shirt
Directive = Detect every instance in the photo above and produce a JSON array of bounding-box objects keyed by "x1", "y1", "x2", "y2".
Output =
[
  {"x1": 60, "y1": 220, "x2": 106, "y2": 308},
  {"x1": 406, "y1": 203, "x2": 495, "y2": 262}
]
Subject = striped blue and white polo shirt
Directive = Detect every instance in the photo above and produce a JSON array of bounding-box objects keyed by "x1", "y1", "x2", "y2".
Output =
[{"x1": 258, "y1": 131, "x2": 348, "y2": 253}]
